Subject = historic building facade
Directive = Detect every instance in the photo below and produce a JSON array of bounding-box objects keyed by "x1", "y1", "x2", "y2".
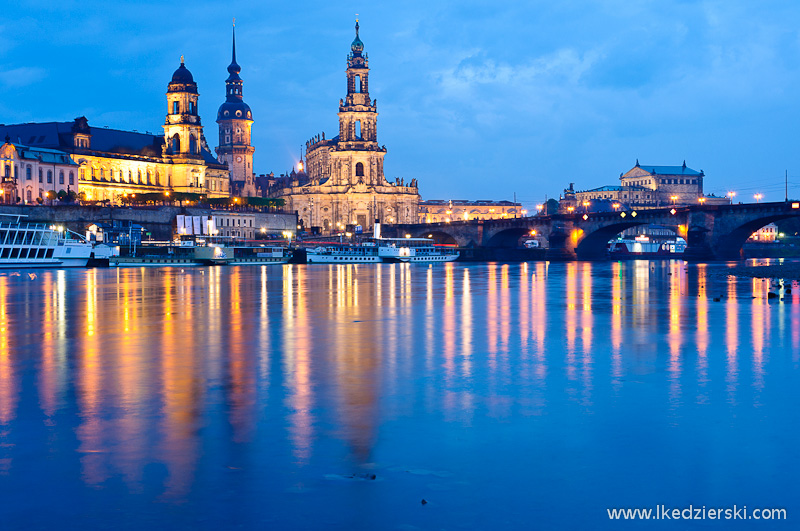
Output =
[
  {"x1": 562, "y1": 161, "x2": 728, "y2": 211},
  {"x1": 267, "y1": 21, "x2": 419, "y2": 232},
  {"x1": 0, "y1": 59, "x2": 230, "y2": 204},
  {"x1": 0, "y1": 138, "x2": 77, "y2": 204},
  {"x1": 418, "y1": 200, "x2": 522, "y2": 223},
  {"x1": 216, "y1": 26, "x2": 257, "y2": 197}
]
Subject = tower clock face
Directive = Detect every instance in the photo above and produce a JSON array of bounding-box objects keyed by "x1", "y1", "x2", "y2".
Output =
[{"x1": 236, "y1": 156, "x2": 242, "y2": 162}]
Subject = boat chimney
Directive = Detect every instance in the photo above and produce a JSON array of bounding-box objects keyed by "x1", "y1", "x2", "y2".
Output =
[{"x1": 374, "y1": 220, "x2": 381, "y2": 239}]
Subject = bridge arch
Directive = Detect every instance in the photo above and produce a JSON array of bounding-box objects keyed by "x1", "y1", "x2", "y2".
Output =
[
  {"x1": 485, "y1": 227, "x2": 533, "y2": 248},
  {"x1": 574, "y1": 221, "x2": 652, "y2": 259},
  {"x1": 418, "y1": 230, "x2": 458, "y2": 246},
  {"x1": 714, "y1": 214, "x2": 795, "y2": 259}
]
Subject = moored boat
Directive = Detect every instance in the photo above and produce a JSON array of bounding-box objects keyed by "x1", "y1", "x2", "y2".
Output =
[
  {"x1": 608, "y1": 235, "x2": 686, "y2": 258},
  {"x1": 0, "y1": 214, "x2": 93, "y2": 268},
  {"x1": 304, "y1": 237, "x2": 459, "y2": 264}
]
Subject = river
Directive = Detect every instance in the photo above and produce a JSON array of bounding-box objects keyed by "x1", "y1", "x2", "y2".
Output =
[{"x1": 0, "y1": 260, "x2": 797, "y2": 529}]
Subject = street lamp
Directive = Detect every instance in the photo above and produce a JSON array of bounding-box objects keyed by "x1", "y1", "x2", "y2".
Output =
[
  {"x1": 567, "y1": 206, "x2": 575, "y2": 213},
  {"x1": 698, "y1": 197, "x2": 706, "y2": 205},
  {"x1": 670, "y1": 195, "x2": 678, "y2": 205},
  {"x1": 754, "y1": 193, "x2": 762, "y2": 203},
  {"x1": 727, "y1": 191, "x2": 736, "y2": 203}
]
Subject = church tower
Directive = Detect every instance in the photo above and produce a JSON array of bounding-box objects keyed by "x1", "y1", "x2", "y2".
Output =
[
  {"x1": 216, "y1": 24, "x2": 256, "y2": 196},
  {"x1": 338, "y1": 20, "x2": 379, "y2": 148},
  {"x1": 163, "y1": 57, "x2": 203, "y2": 159},
  {"x1": 275, "y1": 19, "x2": 419, "y2": 233}
]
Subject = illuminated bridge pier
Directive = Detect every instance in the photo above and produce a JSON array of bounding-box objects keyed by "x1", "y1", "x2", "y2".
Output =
[{"x1": 383, "y1": 202, "x2": 800, "y2": 261}]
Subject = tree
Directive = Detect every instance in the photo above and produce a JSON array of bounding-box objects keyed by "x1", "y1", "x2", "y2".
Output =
[{"x1": 544, "y1": 198, "x2": 559, "y2": 215}]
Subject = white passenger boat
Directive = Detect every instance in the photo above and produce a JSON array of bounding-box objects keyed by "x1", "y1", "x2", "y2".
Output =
[
  {"x1": 110, "y1": 238, "x2": 292, "y2": 267},
  {"x1": 376, "y1": 237, "x2": 459, "y2": 263},
  {"x1": 0, "y1": 214, "x2": 93, "y2": 268},
  {"x1": 305, "y1": 242, "x2": 381, "y2": 263},
  {"x1": 608, "y1": 235, "x2": 687, "y2": 258},
  {"x1": 305, "y1": 237, "x2": 459, "y2": 264}
]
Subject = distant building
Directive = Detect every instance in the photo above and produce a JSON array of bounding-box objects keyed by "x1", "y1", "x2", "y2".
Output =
[
  {"x1": 418, "y1": 200, "x2": 522, "y2": 223},
  {"x1": 0, "y1": 138, "x2": 77, "y2": 204},
  {"x1": 0, "y1": 59, "x2": 230, "y2": 204},
  {"x1": 749, "y1": 223, "x2": 779, "y2": 242},
  {"x1": 561, "y1": 161, "x2": 729, "y2": 211},
  {"x1": 267, "y1": 21, "x2": 419, "y2": 233}
]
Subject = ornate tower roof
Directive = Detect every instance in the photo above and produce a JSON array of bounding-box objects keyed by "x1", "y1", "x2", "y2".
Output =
[
  {"x1": 218, "y1": 23, "x2": 252, "y2": 122},
  {"x1": 351, "y1": 20, "x2": 364, "y2": 56},
  {"x1": 168, "y1": 57, "x2": 198, "y2": 94}
]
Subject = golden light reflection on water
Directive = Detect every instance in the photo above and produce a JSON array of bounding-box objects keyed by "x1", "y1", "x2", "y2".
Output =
[
  {"x1": 565, "y1": 262, "x2": 577, "y2": 382},
  {"x1": 696, "y1": 265, "x2": 709, "y2": 401},
  {"x1": 0, "y1": 276, "x2": 15, "y2": 427},
  {"x1": 611, "y1": 262, "x2": 623, "y2": 386},
  {"x1": 284, "y1": 265, "x2": 314, "y2": 464},
  {"x1": 750, "y1": 277, "x2": 767, "y2": 392},
  {"x1": 2, "y1": 259, "x2": 799, "y2": 497},
  {"x1": 668, "y1": 262, "x2": 683, "y2": 408},
  {"x1": 726, "y1": 276, "x2": 739, "y2": 403}
]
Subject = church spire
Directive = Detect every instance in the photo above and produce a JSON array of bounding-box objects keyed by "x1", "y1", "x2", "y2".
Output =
[{"x1": 228, "y1": 20, "x2": 241, "y2": 78}]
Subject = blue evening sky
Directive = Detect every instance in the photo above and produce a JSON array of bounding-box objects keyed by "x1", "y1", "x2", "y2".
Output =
[{"x1": 3, "y1": 0, "x2": 800, "y2": 210}]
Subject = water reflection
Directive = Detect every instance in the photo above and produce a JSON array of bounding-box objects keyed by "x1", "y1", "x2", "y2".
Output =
[{"x1": 0, "y1": 260, "x2": 799, "y2": 525}]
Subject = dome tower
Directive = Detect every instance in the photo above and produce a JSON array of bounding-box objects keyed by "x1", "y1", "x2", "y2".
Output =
[
  {"x1": 216, "y1": 23, "x2": 255, "y2": 195},
  {"x1": 163, "y1": 57, "x2": 203, "y2": 159}
]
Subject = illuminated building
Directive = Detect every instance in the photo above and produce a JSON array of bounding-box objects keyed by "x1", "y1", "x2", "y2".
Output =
[
  {"x1": 267, "y1": 20, "x2": 419, "y2": 232},
  {"x1": 0, "y1": 137, "x2": 77, "y2": 204},
  {"x1": 748, "y1": 222, "x2": 778, "y2": 242},
  {"x1": 560, "y1": 161, "x2": 729, "y2": 211},
  {"x1": 0, "y1": 60, "x2": 230, "y2": 203},
  {"x1": 418, "y1": 200, "x2": 521, "y2": 223},
  {"x1": 216, "y1": 24, "x2": 257, "y2": 197}
]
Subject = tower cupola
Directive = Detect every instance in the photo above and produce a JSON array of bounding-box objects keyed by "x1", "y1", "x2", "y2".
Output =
[
  {"x1": 216, "y1": 22, "x2": 256, "y2": 195},
  {"x1": 168, "y1": 57, "x2": 198, "y2": 94}
]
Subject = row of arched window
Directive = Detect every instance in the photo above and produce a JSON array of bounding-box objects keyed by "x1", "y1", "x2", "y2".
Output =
[
  {"x1": 12, "y1": 164, "x2": 75, "y2": 185},
  {"x1": 81, "y1": 166, "x2": 163, "y2": 186},
  {"x1": 171, "y1": 100, "x2": 197, "y2": 115},
  {"x1": 170, "y1": 133, "x2": 199, "y2": 154}
]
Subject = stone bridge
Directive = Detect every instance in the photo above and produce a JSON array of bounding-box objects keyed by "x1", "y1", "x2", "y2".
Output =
[{"x1": 382, "y1": 201, "x2": 800, "y2": 260}]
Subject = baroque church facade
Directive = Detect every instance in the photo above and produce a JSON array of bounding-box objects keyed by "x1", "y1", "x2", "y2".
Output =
[
  {"x1": 266, "y1": 21, "x2": 419, "y2": 232},
  {"x1": 0, "y1": 58, "x2": 231, "y2": 204}
]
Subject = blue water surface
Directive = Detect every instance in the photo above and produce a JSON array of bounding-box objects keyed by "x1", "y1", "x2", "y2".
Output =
[{"x1": 0, "y1": 260, "x2": 797, "y2": 529}]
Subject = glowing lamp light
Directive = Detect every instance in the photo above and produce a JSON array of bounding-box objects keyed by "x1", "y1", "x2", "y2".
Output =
[
  {"x1": 754, "y1": 193, "x2": 762, "y2": 202},
  {"x1": 631, "y1": 211, "x2": 638, "y2": 218},
  {"x1": 670, "y1": 208, "x2": 677, "y2": 215},
  {"x1": 567, "y1": 206, "x2": 575, "y2": 213},
  {"x1": 405, "y1": 234, "x2": 411, "y2": 238},
  {"x1": 620, "y1": 212, "x2": 627, "y2": 218},
  {"x1": 582, "y1": 214, "x2": 588, "y2": 220},
  {"x1": 792, "y1": 203, "x2": 800, "y2": 209},
  {"x1": 612, "y1": 203, "x2": 620, "y2": 210},
  {"x1": 699, "y1": 197, "x2": 706, "y2": 204}
]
